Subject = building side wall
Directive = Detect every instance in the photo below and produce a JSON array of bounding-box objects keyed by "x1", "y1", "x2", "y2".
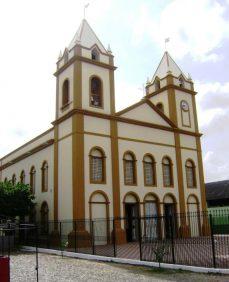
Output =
[
  {"x1": 1, "y1": 145, "x2": 54, "y2": 221},
  {"x1": 180, "y1": 134, "x2": 196, "y2": 149},
  {"x1": 58, "y1": 135, "x2": 73, "y2": 220},
  {"x1": 58, "y1": 118, "x2": 72, "y2": 140},
  {"x1": 84, "y1": 115, "x2": 110, "y2": 135}
]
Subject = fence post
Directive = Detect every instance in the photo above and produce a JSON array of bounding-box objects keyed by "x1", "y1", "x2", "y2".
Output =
[
  {"x1": 91, "y1": 220, "x2": 95, "y2": 255},
  {"x1": 35, "y1": 225, "x2": 39, "y2": 282},
  {"x1": 59, "y1": 222, "x2": 62, "y2": 252},
  {"x1": 1, "y1": 231, "x2": 4, "y2": 256},
  {"x1": 138, "y1": 217, "x2": 142, "y2": 261},
  {"x1": 209, "y1": 214, "x2": 216, "y2": 268},
  {"x1": 169, "y1": 215, "x2": 175, "y2": 264},
  {"x1": 113, "y1": 219, "x2": 116, "y2": 257},
  {"x1": 47, "y1": 223, "x2": 50, "y2": 249},
  {"x1": 74, "y1": 220, "x2": 77, "y2": 253},
  {"x1": 7, "y1": 231, "x2": 10, "y2": 258}
]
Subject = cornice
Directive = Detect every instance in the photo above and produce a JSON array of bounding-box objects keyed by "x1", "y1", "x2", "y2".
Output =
[
  {"x1": 0, "y1": 139, "x2": 54, "y2": 171},
  {"x1": 145, "y1": 84, "x2": 197, "y2": 98},
  {"x1": 0, "y1": 127, "x2": 54, "y2": 161},
  {"x1": 52, "y1": 108, "x2": 202, "y2": 137},
  {"x1": 54, "y1": 55, "x2": 117, "y2": 76}
]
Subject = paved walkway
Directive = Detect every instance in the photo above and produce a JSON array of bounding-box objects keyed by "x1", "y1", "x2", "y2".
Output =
[{"x1": 10, "y1": 253, "x2": 229, "y2": 282}]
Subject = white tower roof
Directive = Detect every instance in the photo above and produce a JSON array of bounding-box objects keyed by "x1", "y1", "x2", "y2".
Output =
[
  {"x1": 152, "y1": 51, "x2": 187, "y2": 81},
  {"x1": 68, "y1": 19, "x2": 107, "y2": 53}
]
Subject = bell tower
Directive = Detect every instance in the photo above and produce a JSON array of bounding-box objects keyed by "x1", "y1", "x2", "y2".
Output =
[
  {"x1": 53, "y1": 19, "x2": 116, "y2": 222},
  {"x1": 145, "y1": 52, "x2": 207, "y2": 219},
  {"x1": 145, "y1": 51, "x2": 198, "y2": 133},
  {"x1": 54, "y1": 19, "x2": 116, "y2": 119}
]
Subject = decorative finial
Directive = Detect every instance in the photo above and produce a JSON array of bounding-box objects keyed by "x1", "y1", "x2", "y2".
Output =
[
  {"x1": 107, "y1": 44, "x2": 112, "y2": 54},
  {"x1": 138, "y1": 83, "x2": 145, "y2": 97},
  {"x1": 188, "y1": 73, "x2": 192, "y2": 81},
  {"x1": 84, "y1": 3, "x2": 89, "y2": 19},
  {"x1": 165, "y1": 37, "x2": 170, "y2": 51},
  {"x1": 58, "y1": 50, "x2": 63, "y2": 60},
  {"x1": 146, "y1": 77, "x2": 150, "y2": 85}
]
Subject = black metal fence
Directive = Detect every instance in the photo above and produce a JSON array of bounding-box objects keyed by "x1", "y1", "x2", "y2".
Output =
[{"x1": 1, "y1": 210, "x2": 229, "y2": 269}]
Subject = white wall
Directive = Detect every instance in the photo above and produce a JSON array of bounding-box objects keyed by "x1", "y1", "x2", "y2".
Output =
[
  {"x1": 121, "y1": 103, "x2": 170, "y2": 126},
  {"x1": 2, "y1": 145, "x2": 54, "y2": 221},
  {"x1": 175, "y1": 89, "x2": 195, "y2": 132},
  {"x1": 58, "y1": 136, "x2": 73, "y2": 220},
  {"x1": 118, "y1": 137, "x2": 180, "y2": 217},
  {"x1": 149, "y1": 91, "x2": 169, "y2": 118}
]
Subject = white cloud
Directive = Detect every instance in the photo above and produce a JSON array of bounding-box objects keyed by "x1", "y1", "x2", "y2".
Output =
[
  {"x1": 195, "y1": 80, "x2": 229, "y2": 182},
  {"x1": 203, "y1": 150, "x2": 229, "y2": 182},
  {"x1": 115, "y1": 81, "x2": 143, "y2": 111},
  {"x1": 0, "y1": 0, "x2": 113, "y2": 158},
  {"x1": 131, "y1": 0, "x2": 229, "y2": 62}
]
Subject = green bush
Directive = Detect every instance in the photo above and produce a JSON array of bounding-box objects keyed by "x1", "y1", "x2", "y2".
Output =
[{"x1": 0, "y1": 180, "x2": 35, "y2": 218}]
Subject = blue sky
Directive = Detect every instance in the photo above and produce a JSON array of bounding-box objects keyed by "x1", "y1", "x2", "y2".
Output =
[{"x1": 0, "y1": 0, "x2": 229, "y2": 182}]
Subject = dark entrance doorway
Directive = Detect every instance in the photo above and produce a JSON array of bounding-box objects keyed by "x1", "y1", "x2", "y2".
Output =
[
  {"x1": 164, "y1": 203, "x2": 176, "y2": 239},
  {"x1": 125, "y1": 203, "x2": 139, "y2": 242}
]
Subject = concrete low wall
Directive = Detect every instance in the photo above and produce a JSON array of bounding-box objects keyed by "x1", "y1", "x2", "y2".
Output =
[{"x1": 22, "y1": 246, "x2": 229, "y2": 275}]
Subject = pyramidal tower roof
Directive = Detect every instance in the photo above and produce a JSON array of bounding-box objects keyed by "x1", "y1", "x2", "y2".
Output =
[
  {"x1": 68, "y1": 19, "x2": 107, "y2": 53},
  {"x1": 152, "y1": 51, "x2": 187, "y2": 82}
]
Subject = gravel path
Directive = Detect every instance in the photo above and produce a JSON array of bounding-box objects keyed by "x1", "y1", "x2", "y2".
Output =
[{"x1": 9, "y1": 253, "x2": 229, "y2": 282}]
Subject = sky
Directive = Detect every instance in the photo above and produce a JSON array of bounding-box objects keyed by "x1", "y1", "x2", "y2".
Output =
[{"x1": 0, "y1": 0, "x2": 229, "y2": 183}]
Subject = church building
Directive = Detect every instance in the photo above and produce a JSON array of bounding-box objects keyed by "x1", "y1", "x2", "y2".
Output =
[{"x1": 0, "y1": 20, "x2": 207, "y2": 238}]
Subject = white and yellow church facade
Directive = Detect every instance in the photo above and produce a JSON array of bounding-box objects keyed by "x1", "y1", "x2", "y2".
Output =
[{"x1": 0, "y1": 20, "x2": 207, "y2": 238}]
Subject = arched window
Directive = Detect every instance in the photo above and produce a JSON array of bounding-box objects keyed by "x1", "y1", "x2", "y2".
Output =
[
  {"x1": 89, "y1": 191, "x2": 109, "y2": 244},
  {"x1": 30, "y1": 166, "x2": 36, "y2": 194},
  {"x1": 179, "y1": 76, "x2": 185, "y2": 88},
  {"x1": 187, "y1": 194, "x2": 200, "y2": 236},
  {"x1": 123, "y1": 152, "x2": 137, "y2": 185},
  {"x1": 62, "y1": 79, "x2": 69, "y2": 106},
  {"x1": 12, "y1": 174, "x2": 16, "y2": 185},
  {"x1": 143, "y1": 154, "x2": 156, "y2": 186},
  {"x1": 41, "y1": 161, "x2": 48, "y2": 192},
  {"x1": 155, "y1": 78, "x2": 160, "y2": 91},
  {"x1": 156, "y1": 102, "x2": 164, "y2": 113},
  {"x1": 20, "y1": 170, "x2": 25, "y2": 184},
  {"x1": 162, "y1": 157, "x2": 173, "y2": 187},
  {"x1": 186, "y1": 160, "x2": 196, "y2": 188},
  {"x1": 144, "y1": 193, "x2": 160, "y2": 239},
  {"x1": 4, "y1": 177, "x2": 8, "y2": 183},
  {"x1": 163, "y1": 194, "x2": 177, "y2": 238},
  {"x1": 90, "y1": 77, "x2": 102, "y2": 107},
  {"x1": 90, "y1": 148, "x2": 106, "y2": 183},
  {"x1": 91, "y1": 48, "x2": 99, "y2": 61}
]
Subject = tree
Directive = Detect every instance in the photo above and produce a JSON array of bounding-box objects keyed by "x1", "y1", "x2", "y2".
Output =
[{"x1": 0, "y1": 180, "x2": 35, "y2": 219}]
